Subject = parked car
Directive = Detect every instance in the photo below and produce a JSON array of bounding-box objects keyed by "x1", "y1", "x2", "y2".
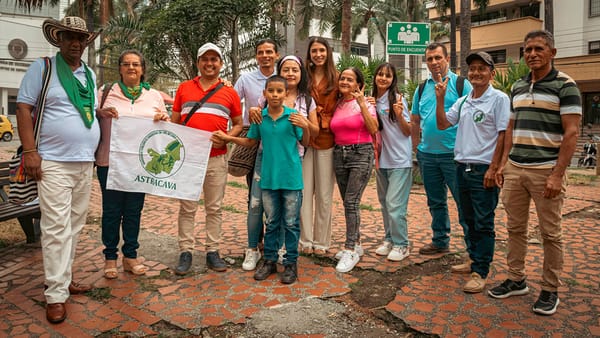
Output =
[{"x1": 0, "y1": 115, "x2": 14, "y2": 142}]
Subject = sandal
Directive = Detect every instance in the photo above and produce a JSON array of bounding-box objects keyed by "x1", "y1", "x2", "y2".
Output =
[
  {"x1": 104, "y1": 260, "x2": 118, "y2": 279},
  {"x1": 122, "y1": 257, "x2": 148, "y2": 275}
]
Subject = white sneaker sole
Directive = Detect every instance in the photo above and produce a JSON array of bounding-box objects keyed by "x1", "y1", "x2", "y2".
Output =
[{"x1": 488, "y1": 286, "x2": 530, "y2": 299}]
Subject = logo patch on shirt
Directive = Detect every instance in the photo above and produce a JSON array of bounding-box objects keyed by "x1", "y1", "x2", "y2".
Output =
[{"x1": 473, "y1": 110, "x2": 485, "y2": 123}]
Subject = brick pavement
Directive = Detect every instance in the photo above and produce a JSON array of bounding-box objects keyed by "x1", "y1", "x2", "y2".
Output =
[{"x1": 1, "y1": 171, "x2": 599, "y2": 337}]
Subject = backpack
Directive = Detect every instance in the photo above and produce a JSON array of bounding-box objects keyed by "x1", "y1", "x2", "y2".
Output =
[{"x1": 417, "y1": 75, "x2": 466, "y2": 102}]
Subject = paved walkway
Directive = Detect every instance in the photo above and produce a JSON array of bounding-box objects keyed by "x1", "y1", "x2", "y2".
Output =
[{"x1": 1, "y1": 170, "x2": 599, "y2": 337}]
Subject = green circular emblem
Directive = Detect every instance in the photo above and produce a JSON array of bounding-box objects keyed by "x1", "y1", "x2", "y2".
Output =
[
  {"x1": 139, "y1": 130, "x2": 185, "y2": 178},
  {"x1": 473, "y1": 110, "x2": 485, "y2": 123}
]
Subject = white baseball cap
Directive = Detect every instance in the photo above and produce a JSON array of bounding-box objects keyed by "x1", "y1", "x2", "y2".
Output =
[{"x1": 197, "y1": 43, "x2": 223, "y2": 60}]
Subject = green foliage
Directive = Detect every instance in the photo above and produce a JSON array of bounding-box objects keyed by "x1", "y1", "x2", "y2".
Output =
[
  {"x1": 493, "y1": 57, "x2": 529, "y2": 96},
  {"x1": 335, "y1": 54, "x2": 385, "y2": 94},
  {"x1": 399, "y1": 78, "x2": 419, "y2": 111}
]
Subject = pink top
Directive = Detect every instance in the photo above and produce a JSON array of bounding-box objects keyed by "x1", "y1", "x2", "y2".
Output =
[
  {"x1": 330, "y1": 98, "x2": 376, "y2": 145},
  {"x1": 95, "y1": 84, "x2": 167, "y2": 166}
]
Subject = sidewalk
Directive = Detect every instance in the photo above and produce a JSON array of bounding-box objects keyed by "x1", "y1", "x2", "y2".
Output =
[{"x1": 1, "y1": 169, "x2": 599, "y2": 337}]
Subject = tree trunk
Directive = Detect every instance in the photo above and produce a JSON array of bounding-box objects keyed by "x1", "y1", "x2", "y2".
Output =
[
  {"x1": 544, "y1": 0, "x2": 553, "y2": 34},
  {"x1": 459, "y1": 0, "x2": 471, "y2": 76},
  {"x1": 97, "y1": 0, "x2": 110, "y2": 84},
  {"x1": 85, "y1": 0, "x2": 96, "y2": 70},
  {"x1": 231, "y1": 19, "x2": 240, "y2": 83},
  {"x1": 449, "y1": 0, "x2": 457, "y2": 72},
  {"x1": 341, "y1": 0, "x2": 352, "y2": 54}
]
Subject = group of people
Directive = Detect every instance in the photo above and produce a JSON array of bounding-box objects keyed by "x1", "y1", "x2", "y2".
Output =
[{"x1": 16, "y1": 14, "x2": 580, "y2": 324}]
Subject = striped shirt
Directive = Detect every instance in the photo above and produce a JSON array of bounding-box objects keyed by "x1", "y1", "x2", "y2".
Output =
[
  {"x1": 509, "y1": 68, "x2": 581, "y2": 167},
  {"x1": 173, "y1": 77, "x2": 242, "y2": 157}
]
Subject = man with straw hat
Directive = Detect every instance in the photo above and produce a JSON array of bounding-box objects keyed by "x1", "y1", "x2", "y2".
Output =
[{"x1": 16, "y1": 16, "x2": 101, "y2": 324}]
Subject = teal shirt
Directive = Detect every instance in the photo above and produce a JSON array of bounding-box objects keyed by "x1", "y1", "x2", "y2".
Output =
[
  {"x1": 411, "y1": 71, "x2": 472, "y2": 154},
  {"x1": 247, "y1": 106, "x2": 304, "y2": 190}
]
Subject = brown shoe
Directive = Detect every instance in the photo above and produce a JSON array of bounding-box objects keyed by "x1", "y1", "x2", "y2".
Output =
[
  {"x1": 68, "y1": 281, "x2": 92, "y2": 294},
  {"x1": 463, "y1": 272, "x2": 487, "y2": 293},
  {"x1": 418, "y1": 243, "x2": 450, "y2": 255},
  {"x1": 46, "y1": 303, "x2": 66, "y2": 323},
  {"x1": 451, "y1": 260, "x2": 472, "y2": 274}
]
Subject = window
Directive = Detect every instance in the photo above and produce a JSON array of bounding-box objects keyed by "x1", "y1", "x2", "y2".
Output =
[
  {"x1": 350, "y1": 43, "x2": 369, "y2": 57},
  {"x1": 591, "y1": 0, "x2": 600, "y2": 17},
  {"x1": 487, "y1": 49, "x2": 507, "y2": 64},
  {"x1": 590, "y1": 41, "x2": 600, "y2": 54},
  {"x1": 520, "y1": 3, "x2": 540, "y2": 18}
]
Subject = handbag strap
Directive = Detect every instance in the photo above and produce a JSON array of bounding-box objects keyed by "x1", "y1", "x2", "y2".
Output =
[
  {"x1": 182, "y1": 82, "x2": 224, "y2": 126},
  {"x1": 32, "y1": 57, "x2": 52, "y2": 147},
  {"x1": 99, "y1": 82, "x2": 115, "y2": 109}
]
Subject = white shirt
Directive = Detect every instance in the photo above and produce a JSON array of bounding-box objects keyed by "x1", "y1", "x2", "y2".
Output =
[
  {"x1": 446, "y1": 85, "x2": 510, "y2": 164},
  {"x1": 377, "y1": 92, "x2": 412, "y2": 169}
]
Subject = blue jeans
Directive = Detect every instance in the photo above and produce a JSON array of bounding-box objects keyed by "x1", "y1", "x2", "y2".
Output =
[
  {"x1": 376, "y1": 167, "x2": 412, "y2": 247},
  {"x1": 97, "y1": 166, "x2": 145, "y2": 260},
  {"x1": 262, "y1": 189, "x2": 302, "y2": 264},
  {"x1": 333, "y1": 143, "x2": 374, "y2": 250},
  {"x1": 247, "y1": 149, "x2": 264, "y2": 248},
  {"x1": 456, "y1": 163, "x2": 498, "y2": 278},
  {"x1": 416, "y1": 150, "x2": 470, "y2": 252}
]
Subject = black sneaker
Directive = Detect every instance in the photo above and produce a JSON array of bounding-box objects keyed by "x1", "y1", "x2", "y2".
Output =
[
  {"x1": 175, "y1": 252, "x2": 192, "y2": 275},
  {"x1": 280, "y1": 264, "x2": 298, "y2": 284},
  {"x1": 488, "y1": 279, "x2": 529, "y2": 299},
  {"x1": 206, "y1": 251, "x2": 227, "y2": 272},
  {"x1": 254, "y1": 260, "x2": 277, "y2": 281},
  {"x1": 532, "y1": 290, "x2": 560, "y2": 315}
]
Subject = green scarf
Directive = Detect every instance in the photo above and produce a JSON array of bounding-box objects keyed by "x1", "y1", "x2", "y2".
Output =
[
  {"x1": 55, "y1": 52, "x2": 95, "y2": 129},
  {"x1": 118, "y1": 81, "x2": 151, "y2": 103}
]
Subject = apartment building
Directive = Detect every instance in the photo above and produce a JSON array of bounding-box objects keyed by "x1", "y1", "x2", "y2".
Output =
[{"x1": 427, "y1": 0, "x2": 600, "y2": 128}]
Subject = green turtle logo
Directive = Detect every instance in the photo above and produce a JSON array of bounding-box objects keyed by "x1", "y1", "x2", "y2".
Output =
[
  {"x1": 473, "y1": 110, "x2": 485, "y2": 123},
  {"x1": 139, "y1": 130, "x2": 185, "y2": 178}
]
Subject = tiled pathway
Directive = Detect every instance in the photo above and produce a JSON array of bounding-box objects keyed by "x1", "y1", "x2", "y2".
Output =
[{"x1": 1, "y1": 172, "x2": 599, "y2": 337}]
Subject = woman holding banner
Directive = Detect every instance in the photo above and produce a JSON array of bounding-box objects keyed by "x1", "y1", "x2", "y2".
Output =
[{"x1": 95, "y1": 50, "x2": 169, "y2": 278}]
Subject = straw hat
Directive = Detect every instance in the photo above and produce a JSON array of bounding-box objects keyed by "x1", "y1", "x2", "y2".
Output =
[{"x1": 42, "y1": 16, "x2": 101, "y2": 47}]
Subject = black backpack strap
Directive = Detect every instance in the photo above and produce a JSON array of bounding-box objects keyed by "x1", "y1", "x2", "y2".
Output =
[
  {"x1": 183, "y1": 82, "x2": 224, "y2": 126},
  {"x1": 417, "y1": 81, "x2": 426, "y2": 102},
  {"x1": 456, "y1": 76, "x2": 466, "y2": 97}
]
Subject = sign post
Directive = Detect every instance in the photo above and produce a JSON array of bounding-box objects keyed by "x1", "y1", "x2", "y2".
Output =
[{"x1": 387, "y1": 22, "x2": 431, "y2": 55}]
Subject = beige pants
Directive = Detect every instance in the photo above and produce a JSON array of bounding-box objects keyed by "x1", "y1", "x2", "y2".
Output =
[
  {"x1": 178, "y1": 155, "x2": 227, "y2": 252},
  {"x1": 501, "y1": 162, "x2": 566, "y2": 292},
  {"x1": 299, "y1": 147, "x2": 335, "y2": 250},
  {"x1": 39, "y1": 160, "x2": 93, "y2": 304}
]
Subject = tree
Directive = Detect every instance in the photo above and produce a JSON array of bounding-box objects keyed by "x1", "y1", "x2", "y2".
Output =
[
  {"x1": 493, "y1": 57, "x2": 529, "y2": 95},
  {"x1": 351, "y1": 0, "x2": 407, "y2": 59},
  {"x1": 544, "y1": 0, "x2": 553, "y2": 34}
]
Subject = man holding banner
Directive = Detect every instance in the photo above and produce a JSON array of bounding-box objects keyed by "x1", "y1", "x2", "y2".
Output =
[{"x1": 171, "y1": 43, "x2": 243, "y2": 274}]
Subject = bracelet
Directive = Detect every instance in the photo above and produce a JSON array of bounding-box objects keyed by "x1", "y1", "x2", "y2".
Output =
[{"x1": 22, "y1": 148, "x2": 37, "y2": 154}]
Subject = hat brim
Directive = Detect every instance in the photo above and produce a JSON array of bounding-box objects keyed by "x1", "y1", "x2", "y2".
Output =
[{"x1": 42, "y1": 19, "x2": 101, "y2": 47}]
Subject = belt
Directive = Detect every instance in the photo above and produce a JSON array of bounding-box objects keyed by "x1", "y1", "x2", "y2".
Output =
[
  {"x1": 335, "y1": 143, "x2": 372, "y2": 151},
  {"x1": 457, "y1": 162, "x2": 489, "y2": 172}
]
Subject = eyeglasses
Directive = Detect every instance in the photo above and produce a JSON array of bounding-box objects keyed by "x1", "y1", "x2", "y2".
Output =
[{"x1": 120, "y1": 62, "x2": 142, "y2": 68}]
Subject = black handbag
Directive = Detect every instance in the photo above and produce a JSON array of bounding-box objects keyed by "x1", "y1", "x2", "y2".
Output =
[{"x1": 9, "y1": 57, "x2": 52, "y2": 204}]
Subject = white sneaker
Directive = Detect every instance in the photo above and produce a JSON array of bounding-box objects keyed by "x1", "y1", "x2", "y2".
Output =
[
  {"x1": 387, "y1": 246, "x2": 410, "y2": 262},
  {"x1": 336, "y1": 250, "x2": 360, "y2": 273},
  {"x1": 375, "y1": 241, "x2": 393, "y2": 256},
  {"x1": 335, "y1": 244, "x2": 364, "y2": 260},
  {"x1": 242, "y1": 248, "x2": 261, "y2": 271},
  {"x1": 277, "y1": 248, "x2": 286, "y2": 264}
]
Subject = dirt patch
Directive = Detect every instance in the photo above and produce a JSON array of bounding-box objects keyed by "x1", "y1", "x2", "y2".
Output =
[
  {"x1": 0, "y1": 219, "x2": 26, "y2": 248},
  {"x1": 564, "y1": 205, "x2": 600, "y2": 219}
]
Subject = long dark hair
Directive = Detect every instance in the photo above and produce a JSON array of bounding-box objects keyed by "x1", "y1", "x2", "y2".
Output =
[
  {"x1": 371, "y1": 62, "x2": 399, "y2": 123},
  {"x1": 277, "y1": 55, "x2": 312, "y2": 113},
  {"x1": 305, "y1": 37, "x2": 337, "y2": 96}
]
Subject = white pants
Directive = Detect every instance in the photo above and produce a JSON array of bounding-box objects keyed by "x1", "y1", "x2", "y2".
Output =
[
  {"x1": 299, "y1": 147, "x2": 335, "y2": 250},
  {"x1": 39, "y1": 160, "x2": 93, "y2": 304}
]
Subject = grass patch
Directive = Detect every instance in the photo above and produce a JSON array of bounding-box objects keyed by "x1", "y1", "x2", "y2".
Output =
[
  {"x1": 87, "y1": 287, "x2": 112, "y2": 302},
  {"x1": 222, "y1": 205, "x2": 244, "y2": 213},
  {"x1": 568, "y1": 173, "x2": 598, "y2": 185},
  {"x1": 359, "y1": 204, "x2": 380, "y2": 212},
  {"x1": 227, "y1": 181, "x2": 248, "y2": 189}
]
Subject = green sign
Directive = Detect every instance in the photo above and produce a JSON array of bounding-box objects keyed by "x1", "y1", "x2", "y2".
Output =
[{"x1": 387, "y1": 22, "x2": 431, "y2": 55}]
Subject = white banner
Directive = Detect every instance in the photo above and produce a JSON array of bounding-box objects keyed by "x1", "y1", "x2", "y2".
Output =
[{"x1": 107, "y1": 116, "x2": 212, "y2": 201}]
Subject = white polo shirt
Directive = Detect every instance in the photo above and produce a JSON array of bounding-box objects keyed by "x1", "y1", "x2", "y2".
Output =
[{"x1": 446, "y1": 85, "x2": 510, "y2": 164}]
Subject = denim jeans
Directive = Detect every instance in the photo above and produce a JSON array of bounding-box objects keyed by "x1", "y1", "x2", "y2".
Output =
[
  {"x1": 416, "y1": 150, "x2": 470, "y2": 252},
  {"x1": 262, "y1": 189, "x2": 302, "y2": 264},
  {"x1": 376, "y1": 167, "x2": 412, "y2": 247},
  {"x1": 247, "y1": 149, "x2": 264, "y2": 248},
  {"x1": 333, "y1": 143, "x2": 374, "y2": 250},
  {"x1": 456, "y1": 163, "x2": 498, "y2": 278},
  {"x1": 97, "y1": 166, "x2": 145, "y2": 260}
]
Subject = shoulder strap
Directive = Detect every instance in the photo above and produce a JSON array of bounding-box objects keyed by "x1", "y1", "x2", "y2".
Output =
[
  {"x1": 100, "y1": 82, "x2": 115, "y2": 109},
  {"x1": 417, "y1": 81, "x2": 426, "y2": 102},
  {"x1": 456, "y1": 76, "x2": 465, "y2": 97},
  {"x1": 456, "y1": 95, "x2": 468, "y2": 124},
  {"x1": 183, "y1": 82, "x2": 224, "y2": 126},
  {"x1": 33, "y1": 57, "x2": 52, "y2": 146}
]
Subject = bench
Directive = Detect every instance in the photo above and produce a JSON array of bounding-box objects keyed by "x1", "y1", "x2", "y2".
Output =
[{"x1": 0, "y1": 160, "x2": 41, "y2": 243}]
